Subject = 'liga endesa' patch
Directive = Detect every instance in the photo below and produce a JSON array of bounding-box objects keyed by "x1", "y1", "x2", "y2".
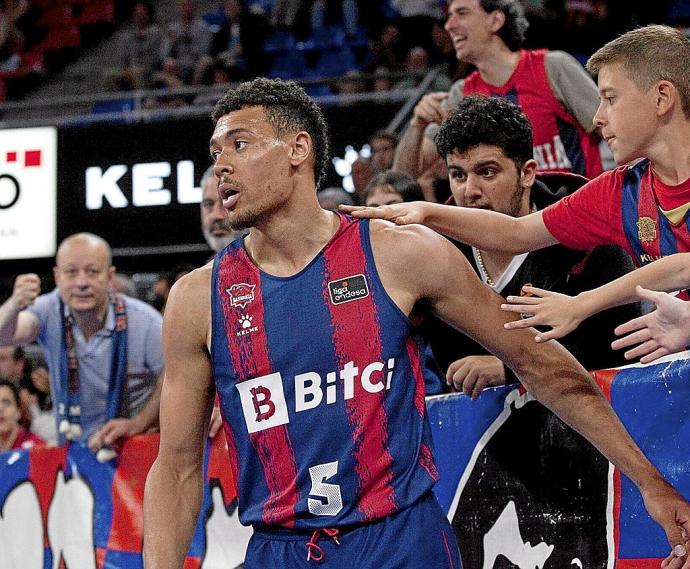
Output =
[{"x1": 328, "y1": 274, "x2": 369, "y2": 305}]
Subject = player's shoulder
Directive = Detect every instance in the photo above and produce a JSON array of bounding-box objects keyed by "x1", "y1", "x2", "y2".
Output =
[
  {"x1": 368, "y1": 218, "x2": 455, "y2": 264},
  {"x1": 168, "y1": 265, "x2": 213, "y2": 308}
]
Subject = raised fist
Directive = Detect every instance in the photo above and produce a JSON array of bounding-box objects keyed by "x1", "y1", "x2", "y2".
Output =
[{"x1": 12, "y1": 274, "x2": 41, "y2": 310}]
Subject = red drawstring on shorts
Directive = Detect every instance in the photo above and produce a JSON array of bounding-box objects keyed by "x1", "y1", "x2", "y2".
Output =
[{"x1": 306, "y1": 527, "x2": 340, "y2": 562}]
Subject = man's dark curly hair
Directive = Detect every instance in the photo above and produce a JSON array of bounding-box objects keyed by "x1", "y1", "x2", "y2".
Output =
[
  {"x1": 211, "y1": 78, "x2": 330, "y2": 189},
  {"x1": 435, "y1": 95, "x2": 533, "y2": 169},
  {"x1": 478, "y1": 0, "x2": 529, "y2": 51}
]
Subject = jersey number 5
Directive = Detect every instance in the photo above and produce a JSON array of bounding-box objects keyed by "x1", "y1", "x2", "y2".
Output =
[{"x1": 308, "y1": 461, "x2": 343, "y2": 516}]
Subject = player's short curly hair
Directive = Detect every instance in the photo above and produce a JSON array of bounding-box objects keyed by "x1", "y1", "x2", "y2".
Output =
[
  {"x1": 435, "y1": 95, "x2": 533, "y2": 169},
  {"x1": 211, "y1": 78, "x2": 330, "y2": 189},
  {"x1": 479, "y1": 0, "x2": 529, "y2": 51}
]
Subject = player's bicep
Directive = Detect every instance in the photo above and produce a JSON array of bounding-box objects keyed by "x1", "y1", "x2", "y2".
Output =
[{"x1": 158, "y1": 276, "x2": 214, "y2": 463}]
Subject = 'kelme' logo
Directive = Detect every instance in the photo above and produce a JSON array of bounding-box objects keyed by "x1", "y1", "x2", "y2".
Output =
[
  {"x1": 226, "y1": 283, "x2": 256, "y2": 309},
  {"x1": 328, "y1": 274, "x2": 369, "y2": 305}
]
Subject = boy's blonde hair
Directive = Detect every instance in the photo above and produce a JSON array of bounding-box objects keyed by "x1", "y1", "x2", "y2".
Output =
[{"x1": 587, "y1": 25, "x2": 690, "y2": 117}]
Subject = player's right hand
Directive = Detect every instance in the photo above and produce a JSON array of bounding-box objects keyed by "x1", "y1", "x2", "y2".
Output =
[
  {"x1": 11, "y1": 274, "x2": 41, "y2": 310},
  {"x1": 411, "y1": 92, "x2": 449, "y2": 127},
  {"x1": 339, "y1": 202, "x2": 427, "y2": 226}
]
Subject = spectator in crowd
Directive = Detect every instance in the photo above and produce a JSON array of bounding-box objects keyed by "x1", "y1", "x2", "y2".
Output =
[
  {"x1": 149, "y1": 263, "x2": 198, "y2": 314},
  {"x1": 414, "y1": 96, "x2": 638, "y2": 397},
  {"x1": 363, "y1": 22, "x2": 405, "y2": 73},
  {"x1": 116, "y1": 1, "x2": 166, "y2": 88},
  {"x1": 23, "y1": 358, "x2": 56, "y2": 445},
  {"x1": 363, "y1": 169, "x2": 424, "y2": 207},
  {"x1": 393, "y1": 46, "x2": 452, "y2": 93},
  {"x1": 393, "y1": 0, "x2": 603, "y2": 197},
  {"x1": 143, "y1": 77, "x2": 690, "y2": 567},
  {"x1": 0, "y1": 344, "x2": 34, "y2": 429},
  {"x1": 165, "y1": 0, "x2": 212, "y2": 84},
  {"x1": 207, "y1": 0, "x2": 269, "y2": 80},
  {"x1": 501, "y1": 251, "x2": 690, "y2": 364},
  {"x1": 0, "y1": 0, "x2": 26, "y2": 71},
  {"x1": 113, "y1": 272, "x2": 137, "y2": 297},
  {"x1": 392, "y1": 0, "x2": 443, "y2": 53},
  {"x1": 317, "y1": 186, "x2": 355, "y2": 210},
  {"x1": 200, "y1": 165, "x2": 242, "y2": 253},
  {"x1": 345, "y1": 25, "x2": 690, "y2": 357},
  {"x1": 351, "y1": 130, "x2": 398, "y2": 195},
  {"x1": 0, "y1": 379, "x2": 43, "y2": 451},
  {"x1": 0, "y1": 233, "x2": 164, "y2": 457},
  {"x1": 0, "y1": 345, "x2": 24, "y2": 385}
]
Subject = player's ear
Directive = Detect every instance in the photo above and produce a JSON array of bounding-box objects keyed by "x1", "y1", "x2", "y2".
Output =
[{"x1": 288, "y1": 131, "x2": 312, "y2": 169}]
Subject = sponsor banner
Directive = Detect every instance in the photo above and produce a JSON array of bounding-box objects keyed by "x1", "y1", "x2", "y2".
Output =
[
  {"x1": 0, "y1": 433, "x2": 250, "y2": 569},
  {"x1": 429, "y1": 355, "x2": 690, "y2": 568},
  {"x1": 0, "y1": 127, "x2": 57, "y2": 260},
  {"x1": 2, "y1": 356, "x2": 688, "y2": 567}
]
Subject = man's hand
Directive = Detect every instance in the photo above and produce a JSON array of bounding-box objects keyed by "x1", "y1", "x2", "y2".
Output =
[
  {"x1": 339, "y1": 202, "x2": 427, "y2": 225},
  {"x1": 501, "y1": 285, "x2": 583, "y2": 342},
  {"x1": 446, "y1": 355, "x2": 506, "y2": 399},
  {"x1": 641, "y1": 482, "x2": 690, "y2": 568},
  {"x1": 612, "y1": 286, "x2": 690, "y2": 363},
  {"x1": 411, "y1": 92, "x2": 449, "y2": 128},
  {"x1": 11, "y1": 274, "x2": 41, "y2": 310},
  {"x1": 88, "y1": 416, "x2": 146, "y2": 452}
]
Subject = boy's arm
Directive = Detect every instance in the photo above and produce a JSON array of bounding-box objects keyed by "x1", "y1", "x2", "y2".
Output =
[
  {"x1": 342, "y1": 202, "x2": 558, "y2": 254},
  {"x1": 502, "y1": 253, "x2": 690, "y2": 341},
  {"x1": 143, "y1": 268, "x2": 215, "y2": 569}
]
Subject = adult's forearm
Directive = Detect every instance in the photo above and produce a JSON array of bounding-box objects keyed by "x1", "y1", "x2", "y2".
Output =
[
  {"x1": 392, "y1": 121, "x2": 427, "y2": 176},
  {"x1": 514, "y1": 345, "x2": 664, "y2": 492},
  {"x1": 133, "y1": 374, "x2": 164, "y2": 432},
  {"x1": 0, "y1": 298, "x2": 21, "y2": 346},
  {"x1": 143, "y1": 458, "x2": 205, "y2": 568}
]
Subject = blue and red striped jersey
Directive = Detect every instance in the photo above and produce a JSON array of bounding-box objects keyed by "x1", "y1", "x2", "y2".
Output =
[
  {"x1": 210, "y1": 215, "x2": 439, "y2": 529},
  {"x1": 543, "y1": 159, "x2": 690, "y2": 266}
]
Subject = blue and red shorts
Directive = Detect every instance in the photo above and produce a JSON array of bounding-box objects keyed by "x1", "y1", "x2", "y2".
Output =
[{"x1": 244, "y1": 492, "x2": 462, "y2": 568}]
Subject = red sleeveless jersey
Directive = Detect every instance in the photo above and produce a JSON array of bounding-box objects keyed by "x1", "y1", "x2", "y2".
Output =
[{"x1": 463, "y1": 49, "x2": 602, "y2": 179}]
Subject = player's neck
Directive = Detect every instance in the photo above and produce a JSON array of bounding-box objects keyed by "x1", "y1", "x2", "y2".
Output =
[
  {"x1": 245, "y1": 201, "x2": 340, "y2": 277},
  {"x1": 474, "y1": 45, "x2": 520, "y2": 87},
  {"x1": 646, "y1": 120, "x2": 690, "y2": 186}
]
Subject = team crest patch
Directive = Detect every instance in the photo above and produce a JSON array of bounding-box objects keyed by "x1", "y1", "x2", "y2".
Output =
[
  {"x1": 226, "y1": 283, "x2": 256, "y2": 309},
  {"x1": 328, "y1": 274, "x2": 369, "y2": 305},
  {"x1": 637, "y1": 216, "x2": 657, "y2": 243}
]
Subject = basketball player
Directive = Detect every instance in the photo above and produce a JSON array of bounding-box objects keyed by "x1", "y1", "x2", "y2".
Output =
[{"x1": 143, "y1": 78, "x2": 690, "y2": 568}]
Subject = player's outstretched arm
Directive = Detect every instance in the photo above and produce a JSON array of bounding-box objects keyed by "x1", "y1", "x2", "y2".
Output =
[
  {"x1": 501, "y1": 253, "x2": 690, "y2": 342},
  {"x1": 143, "y1": 268, "x2": 215, "y2": 569},
  {"x1": 342, "y1": 203, "x2": 557, "y2": 255},
  {"x1": 371, "y1": 222, "x2": 690, "y2": 563}
]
